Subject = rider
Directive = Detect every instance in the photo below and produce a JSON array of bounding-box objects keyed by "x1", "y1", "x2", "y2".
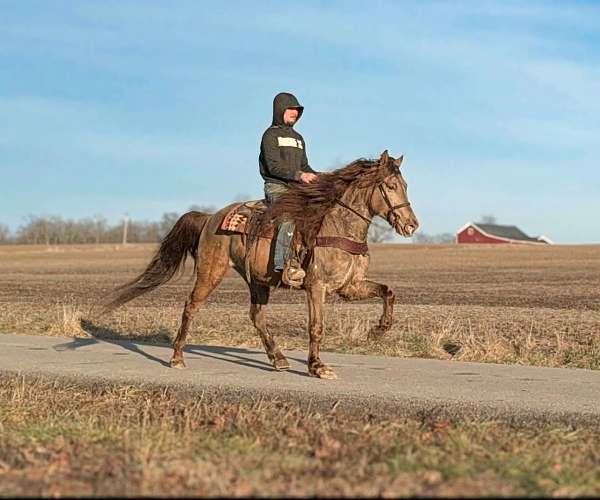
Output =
[{"x1": 259, "y1": 92, "x2": 318, "y2": 287}]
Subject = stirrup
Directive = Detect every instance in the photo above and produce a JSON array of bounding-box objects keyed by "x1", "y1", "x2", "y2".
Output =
[{"x1": 282, "y1": 262, "x2": 305, "y2": 288}]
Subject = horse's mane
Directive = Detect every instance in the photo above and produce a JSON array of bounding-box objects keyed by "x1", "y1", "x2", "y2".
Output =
[{"x1": 251, "y1": 157, "x2": 395, "y2": 247}]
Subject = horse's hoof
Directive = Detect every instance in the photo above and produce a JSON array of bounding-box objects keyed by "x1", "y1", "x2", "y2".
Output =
[
  {"x1": 309, "y1": 365, "x2": 338, "y2": 380},
  {"x1": 273, "y1": 357, "x2": 291, "y2": 371},
  {"x1": 170, "y1": 358, "x2": 186, "y2": 369}
]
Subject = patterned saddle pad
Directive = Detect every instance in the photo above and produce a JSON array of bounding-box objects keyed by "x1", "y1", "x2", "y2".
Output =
[{"x1": 220, "y1": 200, "x2": 269, "y2": 235}]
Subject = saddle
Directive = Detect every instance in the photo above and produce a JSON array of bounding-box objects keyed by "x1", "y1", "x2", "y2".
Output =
[
  {"x1": 219, "y1": 201, "x2": 369, "y2": 256},
  {"x1": 219, "y1": 200, "x2": 273, "y2": 238}
]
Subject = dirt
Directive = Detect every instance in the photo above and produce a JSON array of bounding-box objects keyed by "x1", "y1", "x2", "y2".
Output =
[{"x1": 1, "y1": 243, "x2": 599, "y2": 369}]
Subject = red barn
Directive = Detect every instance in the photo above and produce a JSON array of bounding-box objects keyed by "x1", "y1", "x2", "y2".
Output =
[{"x1": 456, "y1": 222, "x2": 552, "y2": 245}]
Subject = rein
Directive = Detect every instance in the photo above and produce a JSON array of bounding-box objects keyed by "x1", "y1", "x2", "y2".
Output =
[{"x1": 334, "y1": 199, "x2": 372, "y2": 225}]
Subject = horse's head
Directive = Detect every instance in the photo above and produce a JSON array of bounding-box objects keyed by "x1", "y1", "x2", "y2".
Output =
[{"x1": 369, "y1": 150, "x2": 419, "y2": 237}]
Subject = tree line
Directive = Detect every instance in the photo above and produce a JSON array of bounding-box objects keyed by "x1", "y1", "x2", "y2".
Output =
[
  {"x1": 0, "y1": 206, "x2": 456, "y2": 245},
  {"x1": 0, "y1": 205, "x2": 214, "y2": 246}
]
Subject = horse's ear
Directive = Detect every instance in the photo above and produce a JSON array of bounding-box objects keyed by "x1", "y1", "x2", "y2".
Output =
[
  {"x1": 379, "y1": 150, "x2": 389, "y2": 165},
  {"x1": 393, "y1": 155, "x2": 404, "y2": 168}
]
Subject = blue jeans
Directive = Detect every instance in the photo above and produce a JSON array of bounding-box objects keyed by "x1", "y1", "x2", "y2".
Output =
[{"x1": 264, "y1": 183, "x2": 295, "y2": 271}]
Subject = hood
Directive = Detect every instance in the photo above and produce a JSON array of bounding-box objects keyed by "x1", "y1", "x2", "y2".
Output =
[{"x1": 272, "y1": 92, "x2": 304, "y2": 127}]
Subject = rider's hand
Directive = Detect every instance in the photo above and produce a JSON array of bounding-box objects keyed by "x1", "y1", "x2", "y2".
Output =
[{"x1": 300, "y1": 172, "x2": 318, "y2": 184}]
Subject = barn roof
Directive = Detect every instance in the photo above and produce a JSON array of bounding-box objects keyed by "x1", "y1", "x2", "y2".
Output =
[{"x1": 467, "y1": 223, "x2": 541, "y2": 242}]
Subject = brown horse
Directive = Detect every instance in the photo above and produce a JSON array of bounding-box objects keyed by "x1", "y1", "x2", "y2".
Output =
[{"x1": 103, "y1": 150, "x2": 418, "y2": 379}]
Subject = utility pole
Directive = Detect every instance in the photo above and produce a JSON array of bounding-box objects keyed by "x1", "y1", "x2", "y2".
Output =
[{"x1": 122, "y1": 214, "x2": 129, "y2": 245}]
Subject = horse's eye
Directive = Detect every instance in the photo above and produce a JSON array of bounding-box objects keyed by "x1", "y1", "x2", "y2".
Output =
[{"x1": 386, "y1": 181, "x2": 398, "y2": 190}]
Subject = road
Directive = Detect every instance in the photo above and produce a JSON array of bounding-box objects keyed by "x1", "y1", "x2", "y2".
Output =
[{"x1": 1, "y1": 333, "x2": 599, "y2": 424}]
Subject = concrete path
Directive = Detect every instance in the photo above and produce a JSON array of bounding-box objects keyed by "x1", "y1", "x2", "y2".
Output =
[{"x1": 1, "y1": 333, "x2": 599, "y2": 423}]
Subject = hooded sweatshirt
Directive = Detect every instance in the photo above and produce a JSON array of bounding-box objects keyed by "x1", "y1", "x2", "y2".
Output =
[{"x1": 259, "y1": 92, "x2": 315, "y2": 186}]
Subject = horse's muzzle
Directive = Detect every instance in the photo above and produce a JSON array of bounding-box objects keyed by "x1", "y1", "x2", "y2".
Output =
[{"x1": 404, "y1": 224, "x2": 416, "y2": 236}]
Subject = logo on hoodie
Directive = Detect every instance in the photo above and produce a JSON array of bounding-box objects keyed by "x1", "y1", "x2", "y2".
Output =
[{"x1": 277, "y1": 137, "x2": 303, "y2": 149}]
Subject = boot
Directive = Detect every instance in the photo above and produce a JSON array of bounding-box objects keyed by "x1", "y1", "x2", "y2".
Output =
[{"x1": 281, "y1": 258, "x2": 305, "y2": 288}]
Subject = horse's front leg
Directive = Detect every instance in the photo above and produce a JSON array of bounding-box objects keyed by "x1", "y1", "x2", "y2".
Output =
[
  {"x1": 338, "y1": 280, "x2": 395, "y2": 339},
  {"x1": 306, "y1": 282, "x2": 337, "y2": 379}
]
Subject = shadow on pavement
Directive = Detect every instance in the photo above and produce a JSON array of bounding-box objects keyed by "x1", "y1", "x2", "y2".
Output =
[
  {"x1": 49, "y1": 319, "x2": 307, "y2": 376},
  {"x1": 185, "y1": 345, "x2": 308, "y2": 377}
]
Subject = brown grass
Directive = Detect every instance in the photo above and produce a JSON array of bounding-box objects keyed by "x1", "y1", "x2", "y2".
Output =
[
  {"x1": 1, "y1": 243, "x2": 599, "y2": 369},
  {"x1": 0, "y1": 373, "x2": 599, "y2": 497}
]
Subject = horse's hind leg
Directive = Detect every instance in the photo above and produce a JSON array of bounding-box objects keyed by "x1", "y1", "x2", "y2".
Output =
[
  {"x1": 249, "y1": 282, "x2": 290, "y2": 371},
  {"x1": 170, "y1": 239, "x2": 230, "y2": 368},
  {"x1": 338, "y1": 280, "x2": 395, "y2": 339}
]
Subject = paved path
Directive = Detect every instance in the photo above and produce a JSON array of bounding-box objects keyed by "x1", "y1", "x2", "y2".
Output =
[{"x1": 1, "y1": 333, "x2": 599, "y2": 423}]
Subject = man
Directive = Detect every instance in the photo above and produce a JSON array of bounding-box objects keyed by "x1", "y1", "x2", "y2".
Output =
[{"x1": 259, "y1": 92, "x2": 318, "y2": 287}]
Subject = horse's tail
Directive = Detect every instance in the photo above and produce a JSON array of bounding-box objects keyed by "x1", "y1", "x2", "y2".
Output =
[{"x1": 101, "y1": 211, "x2": 211, "y2": 314}]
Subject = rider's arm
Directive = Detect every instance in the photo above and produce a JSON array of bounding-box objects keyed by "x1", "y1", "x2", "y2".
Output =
[
  {"x1": 261, "y1": 130, "x2": 303, "y2": 182},
  {"x1": 300, "y1": 135, "x2": 316, "y2": 173}
]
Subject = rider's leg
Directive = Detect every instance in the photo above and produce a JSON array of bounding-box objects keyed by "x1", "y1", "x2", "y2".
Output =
[
  {"x1": 274, "y1": 221, "x2": 295, "y2": 272},
  {"x1": 264, "y1": 182, "x2": 305, "y2": 285},
  {"x1": 265, "y1": 182, "x2": 293, "y2": 272}
]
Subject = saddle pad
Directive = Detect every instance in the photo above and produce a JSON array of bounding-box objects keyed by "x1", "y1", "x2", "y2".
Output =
[{"x1": 220, "y1": 200, "x2": 266, "y2": 235}]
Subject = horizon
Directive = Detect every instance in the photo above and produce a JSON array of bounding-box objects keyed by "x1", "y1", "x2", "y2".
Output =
[{"x1": 1, "y1": 1, "x2": 599, "y2": 244}]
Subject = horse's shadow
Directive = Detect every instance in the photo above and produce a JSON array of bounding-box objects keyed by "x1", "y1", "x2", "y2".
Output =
[{"x1": 51, "y1": 319, "x2": 307, "y2": 376}]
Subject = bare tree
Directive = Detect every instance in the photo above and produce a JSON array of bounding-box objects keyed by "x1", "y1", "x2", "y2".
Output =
[
  {"x1": 11, "y1": 209, "x2": 217, "y2": 245},
  {"x1": 0, "y1": 224, "x2": 11, "y2": 244},
  {"x1": 413, "y1": 232, "x2": 455, "y2": 244},
  {"x1": 93, "y1": 215, "x2": 107, "y2": 244},
  {"x1": 188, "y1": 204, "x2": 216, "y2": 214},
  {"x1": 368, "y1": 217, "x2": 394, "y2": 243},
  {"x1": 160, "y1": 212, "x2": 180, "y2": 239},
  {"x1": 480, "y1": 214, "x2": 497, "y2": 224}
]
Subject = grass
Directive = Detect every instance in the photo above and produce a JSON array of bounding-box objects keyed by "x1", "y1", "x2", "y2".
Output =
[
  {"x1": 0, "y1": 373, "x2": 599, "y2": 497},
  {"x1": 1, "y1": 243, "x2": 599, "y2": 370}
]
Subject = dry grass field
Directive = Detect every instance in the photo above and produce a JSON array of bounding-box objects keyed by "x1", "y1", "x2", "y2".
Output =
[
  {"x1": 0, "y1": 242, "x2": 599, "y2": 369},
  {"x1": 1, "y1": 373, "x2": 599, "y2": 497},
  {"x1": 1, "y1": 243, "x2": 600, "y2": 497}
]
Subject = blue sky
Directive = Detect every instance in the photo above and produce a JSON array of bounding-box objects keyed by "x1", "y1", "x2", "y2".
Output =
[{"x1": 1, "y1": 0, "x2": 599, "y2": 243}]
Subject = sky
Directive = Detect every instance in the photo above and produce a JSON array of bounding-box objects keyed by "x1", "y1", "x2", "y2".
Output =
[{"x1": 1, "y1": 0, "x2": 599, "y2": 243}]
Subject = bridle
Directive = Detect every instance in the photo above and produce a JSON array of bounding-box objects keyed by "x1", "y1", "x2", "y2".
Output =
[
  {"x1": 334, "y1": 169, "x2": 411, "y2": 228},
  {"x1": 378, "y1": 182, "x2": 411, "y2": 226}
]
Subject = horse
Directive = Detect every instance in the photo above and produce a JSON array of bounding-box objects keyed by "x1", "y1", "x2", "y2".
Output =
[{"x1": 102, "y1": 150, "x2": 419, "y2": 379}]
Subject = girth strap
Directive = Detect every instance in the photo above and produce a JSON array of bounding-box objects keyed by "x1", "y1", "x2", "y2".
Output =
[{"x1": 315, "y1": 236, "x2": 369, "y2": 256}]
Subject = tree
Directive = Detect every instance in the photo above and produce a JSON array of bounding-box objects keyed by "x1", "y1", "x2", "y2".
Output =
[
  {"x1": 160, "y1": 212, "x2": 180, "y2": 239},
  {"x1": 413, "y1": 232, "x2": 455, "y2": 244},
  {"x1": 480, "y1": 214, "x2": 497, "y2": 224},
  {"x1": 0, "y1": 224, "x2": 11, "y2": 244},
  {"x1": 92, "y1": 215, "x2": 107, "y2": 244},
  {"x1": 368, "y1": 217, "x2": 394, "y2": 243},
  {"x1": 188, "y1": 204, "x2": 216, "y2": 214}
]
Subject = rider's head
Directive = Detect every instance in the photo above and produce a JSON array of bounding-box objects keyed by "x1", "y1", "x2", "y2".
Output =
[{"x1": 272, "y1": 92, "x2": 304, "y2": 127}]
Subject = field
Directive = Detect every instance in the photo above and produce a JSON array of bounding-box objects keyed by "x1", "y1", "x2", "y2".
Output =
[
  {"x1": 1, "y1": 243, "x2": 599, "y2": 369},
  {"x1": 1, "y1": 373, "x2": 599, "y2": 497},
  {"x1": 1, "y1": 243, "x2": 600, "y2": 496}
]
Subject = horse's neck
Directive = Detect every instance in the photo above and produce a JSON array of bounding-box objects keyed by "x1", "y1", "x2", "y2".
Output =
[{"x1": 319, "y1": 187, "x2": 372, "y2": 241}]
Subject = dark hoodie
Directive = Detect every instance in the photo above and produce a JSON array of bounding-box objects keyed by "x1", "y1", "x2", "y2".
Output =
[{"x1": 259, "y1": 92, "x2": 315, "y2": 186}]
